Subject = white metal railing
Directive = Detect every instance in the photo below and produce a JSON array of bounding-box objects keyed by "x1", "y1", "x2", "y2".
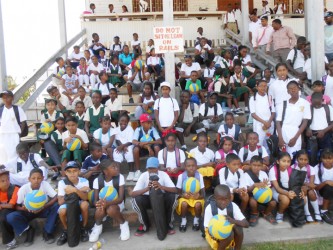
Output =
[{"x1": 15, "y1": 29, "x2": 87, "y2": 111}]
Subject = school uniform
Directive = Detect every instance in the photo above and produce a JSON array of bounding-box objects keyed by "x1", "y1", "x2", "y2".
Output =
[
  {"x1": 74, "y1": 112, "x2": 86, "y2": 130},
  {"x1": 4, "y1": 153, "x2": 48, "y2": 186},
  {"x1": 72, "y1": 96, "x2": 93, "y2": 110},
  {"x1": 176, "y1": 103, "x2": 204, "y2": 134},
  {"x1": 276, "y1": 98, "x2": 311, "y2": 156},
  {"x1": 68, "y1": 52, "x2": 84, "y2": 68},
  {"x1": 133, "y1": 126, "x2": 161, "y2": 153},
  {"x1": 110, "y1": 44, "x2": 123, "y2": 54},
  {"x1": 93, "y1": 128, "x2": 114, "y2": 147},
  {"x1": 127, "y1": 66, "x2": 147, "y2": 91},
  {"x1": 223, "y1": 11, "x2": 238, "y2": 37},
  {"x1": 215, "y1": 150, "x2": 237, "y2": 161},
  {"x1": 61, "y1": 128, "x2": 89, "y2": 164},
  {"x1": 88, "y1": 63, "x2": 104, "y2": 88},
  {"x1": 249, "y1": 93, "x2": 275, "y2": 147},
  {"x1": 105, "y1": 98, "x2": 122, "y2": 123},
  {"x1": 244, "y1": 170, "x2": 270, "y2": 188},
  {"x1": 238, "y1": 145, "x2": 269, "y2": 163},
  {"x1": 131, "y1": 40, "x2": 141, "y2": 54},
  {"x1": 190, "y1": 146, "x2": 215, "y2": 177},
  {"x1": 82, "y1": 153, "x2": 108, "y2": 188},
  {"x1": 217, "y1": 124, "x2": 242, "y2": 141},
  {"x1": 153, "y1": 97, "x2": 180, "y2": 128},
  {"x1": 219, "y1": 167, "x2": 246, "y2": 192},
  {"x1": 90, "y1": 41, "x2": 105, "y2": 57},
  {"x1": 76, "y1": 65, "x2": 90, "y2": 86},
  {"x1": 43, "y1": 129, "x2": 64, "y2": 166},
  {"x1": 0, "y1": 105, "x2": 27, "y2": 163},
  {"x1": 314, "y1": 164, "x2": 333, "y2": 200},
  {"x1": 324, "y1": 75, "x2": 333, "y2": 102},
  {"x1": 195, "y1": 44, "x2": 214, "y2": 63},
  {"x1": 175, "y1": 172, "x2": 205, "y2": 216},
  {"x1": 229, "y1": 73, "x2": 249, "y2": 97},
  {"x1": 113, "y1": 126, "x2": 134, "y2": 163},
  {"x1": 157, "y1": 148, "x2": 186, "y2": 170},
  {"x1": 147, "y1": 56, "x2": 162, "y2": 76},
  {"x1": 303, "y1": 57, "x2": 328, "y2": 81},
  {"x1": 199, "y1": 102, "x2": 223, "y2": 132},
  {"x1": 108, "y1": 63, "x2": 123, "y2": 86},
  {"x1": 269, "y1": 167, "x2": 290, "y2": 201},
  {"x1": 131, "y1": 171, "x2": 177, "y2": 232},
  {"x1": 84, "y1": 104, "x2": 110, "y2": 134},
  {"x1": 95, "y1": 82, "x2": 114, "y2": 98},
  {"x1": 7, "y1": 181, "x2": 59, "y2": 236},
  {"x1": 57, "y1": 93, "x2": 71, "y2": 111},
  {"x1": 204, "y1": 67, "x2": 215, "y2": 79},
  {"x1": 134, "y1": 95, "x2": 156, "y2": 120},
  {"x1": 286, "y1": 49, "x2": 305, "y2": 71},
  {"x1": 268, "y1": 78, "x2": 296, "y2": 108},
  {"x1": 180, "y1": 62, "x2": 201, "y2": 89},
  {"x1": 40, "y1": 110, "x2": 63, "y2": 123}
]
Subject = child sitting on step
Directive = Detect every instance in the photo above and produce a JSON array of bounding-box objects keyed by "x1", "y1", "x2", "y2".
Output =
[
  {"x1": 93, "y1": 116, "x2": 114, "y2": 159},
  {"x1": 216, "y1": 112, "x2": 242, "y2": 149},
  {"x1": 74, "y1": 101, "x2": 86, "y2": 130},
  {"x1": 215, "y1": 136, "x2": 237, "y2": 176},
  {"x1": 41, "y1": 99, "x2": 63, "y2": 123},
  {"x1": 105, "y1": 88, "x2": 123, "y2": 127},
  {"x1": 185, "y1": 70, "x2": 205, "y2": 105}
]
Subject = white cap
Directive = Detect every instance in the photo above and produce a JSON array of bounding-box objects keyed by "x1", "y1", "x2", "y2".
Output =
[{"x1": 160, "y1": 82, "x2": 171, "y2": 89}]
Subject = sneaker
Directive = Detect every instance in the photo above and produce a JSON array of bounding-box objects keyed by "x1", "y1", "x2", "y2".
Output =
[
  {"x1": 89, "y1": 224, "x2": 103, "y2": 242},
  {"x1": 322, "y1": 211, "x2": 333, "y2": 225},
  {"x1": 181, "y1": 145, "x2": 187, "y2": 152},
  {"x1": 133, "y1": 170, "x2": 142, "y2": 182},
  {"x1": 56, "y1": 231, "x2": 67, "y2": 246},
  {"x1": 306, "y1": 215, "x2": 314, "y2": 223},
  {"x1": 43, "y1": 230, "x2": 55, "y2": 244},
  {"x1": 235, "y1": 108, "x2": 244, "y2": 115},
  {"x1": 6, "y1": 239, "x2": 17, "y2": 250},
  {"x1": 120, "y1": 221, "x2": 130, "y2": 241},
  {"x1": 244, "y1": 107, "x2": 250, "y2": 113},
  {"x1": 129, "y1": 97, "x2": 134, "y2": 103},
  {"x1": 126, "y1": 172, "x2": 135, "y2": 181},
  {"x1": 81, "y1": 228, "x2": 89, "y2": 242},
  {"x1": 51, "y1": 171, "x2": 60, "y2": 181},
  {"x1": 23, "y1": 226, "x2": 35, "y2": 247},
  {"x1": 315, "y1": 214, "x2": 323, "y2": 223},
  {"x1": 135, "y1": 224, "x2": 147, "y2": 237},
  {"x1": 276, "y1": 213, "x2": 284, "y2": 223}
]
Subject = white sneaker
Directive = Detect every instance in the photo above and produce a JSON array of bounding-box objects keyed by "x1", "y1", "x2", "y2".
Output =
[
  {"x1": 6, "y1": 239, "x2": 17, "y2": 250},
  {"x1": 89, "y1": 224, "x2": 103, "y2": 242},
  {"x1": 132, "y1": 170, "x2": 142, "y2": 182},
  {"x1": 276, "y1": 213, "x2": 284, "y2": 223},
  {"x1": 126, "y1": 172, "x2": 135, "y2": 181},
  {"x1": 120, "y1": 221, "x2": 130, "y2": 241}
]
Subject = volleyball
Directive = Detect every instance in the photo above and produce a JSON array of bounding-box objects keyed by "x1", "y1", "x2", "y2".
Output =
[
  {"x1": 24, "y1": 190, "x2": 47, "y2": 211},
  {"x1": 182, "y1": 177, "x2": 200, "y2": 194},
  {"x1": 208, "y1": 215, "x2": 233, "y2": 240},
  {"x1": 67, "y1": 138, "x2": 82, "y2": 151},
  {"x1": 135, "y1": 60, "x2": 145, "y2": 70},
  {"x1": 253, "y1": 187, "x2": 273, "y2": 204},
  {"x1": 140, "y1": 134, "x2": 154, "y2": 142},
  {"x1": 189, "y1": 83, "x2": 198, "y2": 93},
  {"x1": 88, "y1": 190, "x2": 95, "y2": 206},
  {"x1": 99, "y1": 186, "x2": 118, "y2": 201},
  {"x1": 40, "y1": 122, "x2": 54, "y2": 134}
]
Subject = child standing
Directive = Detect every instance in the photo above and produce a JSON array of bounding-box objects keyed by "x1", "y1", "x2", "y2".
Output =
[
  {"x1": 7, "y1": 168, "x2": 59, "y2": 246},
  {"x1": 135, "y1": 81, "x2": 158, "y2": 119},
  {"x1": 0, "y1": 170, "x2": 19, "y2": 249},
  {"x1": 89, "y1": 159, "x2": 130, "y2": 242},
  {"x1": 41, "y1": 99, "x2": 63, "y2": 123},
  {"x1": 105, "y1": 88, "x2": 123, "y2": 126},
  {"x1": 76, "y1": 58, "x2": 90, "y2": 87},
  {"x1": 176, "y1": 158, "x2": 205, "y2": 232},
  {"x1": 244, "y1": 156, "x2": 277, "y2": 226},
  {"x1": 57, "y1": 161, "x2": 90, "y2": 245}
]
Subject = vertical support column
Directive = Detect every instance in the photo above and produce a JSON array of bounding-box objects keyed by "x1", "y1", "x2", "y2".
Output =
[
  {"x1": 163, "y1": 0, "x2": 176, "y2": 98},
  {"x1": 0, "y1": 0, "x2": 7, "y2": 91},
  {"x1": 306, "y1": 0, "x2": 325, "y2": 81},
  {"x1": 58, "y1": 0, "x2": 68, "y2": 58},
  {"x1": 241, "y1": 0, "x2": 249, "y2": 45},
  {"x1": 304, "y1": 0, "x2": 309, "y2": 38}
]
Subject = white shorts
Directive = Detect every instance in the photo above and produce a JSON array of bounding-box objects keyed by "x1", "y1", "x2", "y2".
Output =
[{"x1": 113, "y1": 145, "x2": 134, "y2": 163}]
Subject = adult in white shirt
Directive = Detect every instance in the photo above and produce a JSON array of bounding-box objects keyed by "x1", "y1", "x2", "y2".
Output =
[
  {"x1": 180, "y1": 55, "x2": 202, "y2": 90},
  {"x1": 223, "y1": 4, "x2": 239, "y2": 38},
  {"x1": 286, "y1": 36, "x2": 307, "y2": 78},
  {"x1": 276, "y1": 81, "x2": 311, "y2": 156},
  {"x1": 131, "y1": 157, "x2": 177, "y2": 238},
  {"x1": 253, "y1": 16, "x2": 274, "y2": 53},
  {"x1": 248, "y1": 13, "x2": 261, "y2": 46},
  {"x1": 194, "y1": 38, "x2": 214, "y2": 65}
]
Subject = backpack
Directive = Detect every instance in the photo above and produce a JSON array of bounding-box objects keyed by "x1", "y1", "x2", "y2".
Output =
[
  {"x1": 273, "y1": 165, "x2": 292, "y2": 190},
  {"x1": 0, "y1": 105, "x2": 28, "y2": 137},
  {"x1": 204, "y1": 103, "x2": 218, "y2": 117},
  {"x1": 318, "y1": 163, "x2": 325, "y2": 183},
  {"x1": 309, "y1": 104, "x2": 331, "y2": 126},
  {"x1": 290, "y1": 48, "x2": 298, "y2": 67},
  {"x1": 224, "y1": 168, "x2": 241, "y2": 187},
  {"x1": 292, "y1": 163, "x2": 311, "y2": 181},
  {"x1": 247, "y1": 170, "x2": 261, "y2": 183},
  {"x1": 217, "y1": 149, "x2": 234, "y2": 160},
  {"x1": 223, "y1": 124, "x2": 241, "y2": 141},
  {"x1": 243, "y1": 145, "x2": 262, "y2": 162},
  {"x1": 17, "y1": 154, "x2": 39, "y2": 173},
  {"x1": 163, "y1": 147, "x2": 181, "y2": 168},
  {"x1": 281, "y1": 100, "x2": 288, "y2": 127},
  {"x1": 138, "y1": 128, "x2": 155, "y2": 142},
  {"x1": 97, "y1": 82, "x2": 112, "y2": 93},
  {"x1": 6, "y1": 184, "x2": 15, "y2": 203}
]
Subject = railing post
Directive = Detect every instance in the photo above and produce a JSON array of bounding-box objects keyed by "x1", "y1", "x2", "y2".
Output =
[
  {"x1": 0, "y1": 0, "x2": 7, "y2": 92},
  {"x1": 58, "y1": 0, "x2": 68, "y2": 58},
  {"x1": 241, "y1": 0, "x2": 249, "y2": 45}
]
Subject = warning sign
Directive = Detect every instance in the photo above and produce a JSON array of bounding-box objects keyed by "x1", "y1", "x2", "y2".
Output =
[{"x1": 153, "y1": 26, "x2": 184, "y2": 53}]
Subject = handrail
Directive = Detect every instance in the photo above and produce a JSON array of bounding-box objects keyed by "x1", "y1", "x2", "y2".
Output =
[{"x1": 13, "y1": 29, "x2": 87, "y2": 105}]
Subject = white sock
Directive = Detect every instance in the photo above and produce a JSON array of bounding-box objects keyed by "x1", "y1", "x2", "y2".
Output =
[
  {"x1": 304, "y1": 201, "x2": 310, "y2": 216},
  {"x1": 321, "y1": 209, "x2": 328, "y2": 214},
  {"x1": 193, "y1": 217, "x2": 199, "y2": 225},
  {"x1": 310, "y1": 200, "x2": 320, "y2": 215},
  {"x1": 181, "y1": 145, "x2": 187, "y2": 149},
  {"x1": 181, "y1": 217, "x2": 187, "y2": 226}
]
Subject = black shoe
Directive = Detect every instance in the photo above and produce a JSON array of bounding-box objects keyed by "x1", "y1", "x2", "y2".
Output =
[
  {"x1": 81, "y1": 228, "x2": 89, "y2": 242},
  {"x1": 322, "y1": 211, "x2": 333, "y2": 225},
  {"x1": 179, "y1": 224, "x2": 187, "y2": 232},
  {"x1": 129, "y1": 97, "x2": 134, "y2": 103},
  {"x1": 43, "y1": 230, "x2": 55, "y2": 244},
  {"x1": 23, "y1": 226, "x2": 35, "y2": 247},
  {"x1": 192, "y1": 224, "x2": 200, "y2": 231},
  {"x1": 51, "y1": 172, "x2": 60, "y2": 181},
  {"x1": 56, "y1": 231, "x2": 67, "y2": 246}
]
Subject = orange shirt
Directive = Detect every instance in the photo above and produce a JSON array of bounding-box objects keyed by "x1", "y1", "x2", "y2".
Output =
[{"x1": 0, "y1": 186, "x2": 19, "y2": 206}]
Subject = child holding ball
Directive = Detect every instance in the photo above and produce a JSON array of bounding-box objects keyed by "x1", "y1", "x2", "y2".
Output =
[{"x1": 176, "y1": 158, "x2": 205, "y2": 232}]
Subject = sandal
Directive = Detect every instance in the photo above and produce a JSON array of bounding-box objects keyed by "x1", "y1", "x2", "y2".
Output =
[
  {"x1": 263, "y1": 213, "x2": 277, "y2": 225},
  {"x1": 249, "y1": 213, "x2": 259, "y2": 227},
  {"x1": 179, "y1": 225, "x2": 187, "y2": 233},
  {"x1": 192, "y1": 224, "x2": 200, "y2": 231}
]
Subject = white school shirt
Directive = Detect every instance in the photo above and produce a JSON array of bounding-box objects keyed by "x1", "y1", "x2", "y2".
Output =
[
  {"x1": 176, "y1": 172, "x2": 205, "y2": 190},
  {"x1": 5, "y1": 153, "x2": 43, "y2": 175},
  {"x1": 249, "y1": 94, "x2": 275, "y2": 130},
  {"x1": 58, "y1": 177, "x2": 89, "y2": 196},
  {"x1": 110, "y1": 44, "x2": 123, "y2": 52},
  {"x1": 189, "y1": 147, "x2": 215, "y2": 165},
  {"x1": 88, "y1": 63, "x2": 104, "y2": 74},
  {"x1": 243, "y1": 170, "x2": 270, "y2": 188},
  {"x1": 199, "y1": 103, "x2": 223, "y2": 117},
  {"x1": 234, "y1": 55, "x2": 252, "y2": 65},
  {"x1": 133, "y1": 171, "x2": 175, "y2": 195},
  {"x1": 269, "y1": 167, "x2": 289, "y2": 189},
  {"x1": 146, "y1": 45, "x2": 155, "y2": 54},
  {"x1": 76, "y1": 65, "x2": 89, "y2": 75},
  {"x1": 93, "y1": 128, "x2": 114, "y2": 147},
  {"x1": 268, "y1": 78, "x2": 295, "y2": 106},
  {"x1": 215, "y1": 150, "x2": 237, "y2": 160},
  {"x1": 131, "y1": 40, "x2": 141, "y2": 47},
  {"x1": 303, "y1": 57, "x2": 328, "y2": 80},
  {"x1": 84, "y1": 105, "x2": 110, "y2": 121},
  {"x1": 96, "y1": 82, "x2": 115, "y2": 96},
  {"x1": 180, "y1": 62, "x2": 201, "y2": 77},
  {"x1": 217, "y1": 124, "x2": 242, "y2": 138},
  {"x1": 223, "y1": 11, "x2": 236, "y2": 24},
  {"x1": 109, "y1": 63, "x2": 122, "y2": 75},
  {"x1": 62, "y1": 128, "x2": 89, "y2": 146},
  {"x1": 17, "y1": 181, "x2": 57, "y2": 205},
  {"x1": 204, "y1": 68, "x2": 215, "y2": 78},
  {"x1": 91, "y1": 41, "x2": 105, "y2": 51},
  {"x1": 195, "y1": 44, "x2": 212, "y2": 59},
  {"x1": 68, "y1": 52, "x2": 84, "y2": 61},
  {"x1": 114, "y1": 125, "x2": 134, "y2": 144},
  {"x1": 158, "y1": 149, "x2": 186, "y2": 169},
  {"x1": 293, "y1": 164, "x2": 315, "y2": 184},
  {"x1": 0, "y1": 105, "x2": 27, "y2": 134},
  {"x1": 51, "y1": 130, "x2": 62, "y2": 144},
  {"x1": 153, "y1": 97, "x2": 180, "y2": 127},
  {"x1": 238, "y1": 146, "x2": 269, "y2": 162},
  {"x1": 219, "y1": 168, "x2": 246, "y2": 192},
  {"x1": 62, "y1": 74, "x2": 78, "y2": 90},
  {"x1": 252, "y1": 25, "x2": 274, "y2": 47},
  {"x1": 276, "y1": 98, "x2": 311, "y2": 142},
  {"x1": 40, "y1": 111, "x2": 63, "y2": 123},
  {"x1": 105, "y1": 98, "x2": 123, "y2": 112},
  {"x1": 147, "y1": 56, "x2": 161, "y2": 66},
  {"x1": 249, "y1": 20, "x2": 261, "y2": 34},
  {"x1": 314, "y1": 164, "x2": 333, "y2": 185},
  {"x1": 72, "y1": 96, "x2": 93, "y2": 110},
  {"x1": 324, "y1": 75, "x2": 333, "y2": 102},
  {"x1": 286, "y1": 49, "x2": 305, "y2": 69},
  {"x1": 182, "y1": 103, "x2": 199, "y2": 123},
  {"x1": 204, "y1": 202, "x2": 245, "y2": 227},
  {"x1": 230, "y1": 74, "x2": 247, "y2": 85},
  {"x1": 275, "y1": 3, "x2": 286, "y2": 14},
  {"x1": 310, "y1": 105, "x2": 333, "y2": 130}
]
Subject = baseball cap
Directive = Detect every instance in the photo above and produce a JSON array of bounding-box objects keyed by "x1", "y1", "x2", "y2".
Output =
[
  {"x1": 208, "y1": 91, "x2": 218, "y2": 98},
  {"x1": 64, "y1": 161, "x2": 80, "y2": 171},
  {"x1": 146, "y1": 157, "x2": 159, "y2": 169},
  {"x1": 160, "y1": 82, "x2": 171, "y2": 89},
  {"x1": 140, "y1": 113, "x2": 152, "y2": 123},
  {"x1": 0, "y1": 90, "x2": 14, "y2": 98},
  {"x1": 324, "y1": 11, "x2": 333, "y2": 18},
  {"x1": 0, "y1": 169, "x2": 9, "y2": 176}
]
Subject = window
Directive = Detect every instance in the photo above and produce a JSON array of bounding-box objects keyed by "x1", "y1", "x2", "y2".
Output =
[{"x1": 132, "y1": 0, "x2": 188, "y2": 12}]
